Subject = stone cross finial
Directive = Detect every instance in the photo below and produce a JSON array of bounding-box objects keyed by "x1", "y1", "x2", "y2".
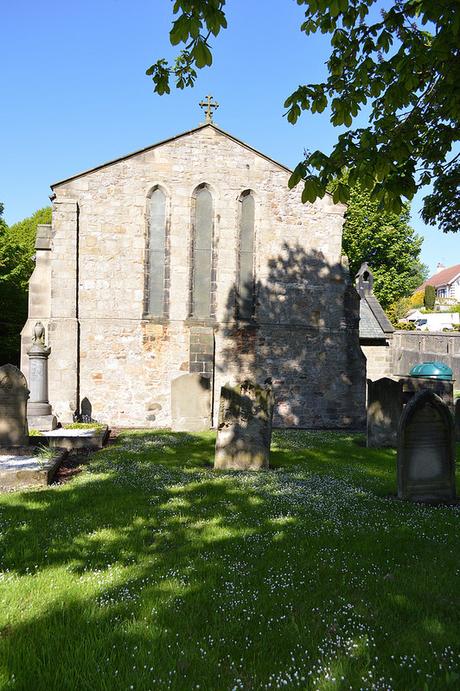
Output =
[{"x1": 199, "y1": 94, "x2": 219, "y2": 123}]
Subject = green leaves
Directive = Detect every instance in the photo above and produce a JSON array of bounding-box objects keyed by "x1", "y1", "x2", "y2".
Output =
[
  {"x1": 192, "y1": 39, "x2": 213, "y2": 68},
  {"x1": 301, "y1": 176, "x2": 327, "y2": 203},
  {"x1": 147, "y1": 1, "x2": 226, "y2": 94},
  {"x1": 341, "y1": 181, "x2": 427, "y2": 308},
  {"x1": 149, "y1": 0, "x2": 460, "y2": 230},
  {"x1": 288, "y1": 162, "x2": 307, "y2": 189}
]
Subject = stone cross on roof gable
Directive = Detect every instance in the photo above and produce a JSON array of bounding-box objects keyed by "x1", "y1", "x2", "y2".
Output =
[{"x1": 199, "y1": 94, "x2": 219, "y2": 123}]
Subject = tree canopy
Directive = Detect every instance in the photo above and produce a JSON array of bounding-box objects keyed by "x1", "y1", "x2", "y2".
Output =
[
  {"x1": 0, "y1": 205, "x2": 51, "y2": 365},
  {"x1": 147, "y1": 0, "x2": 460, "y2": 232},
  {"x1": 341, "y1": 183, "x2": 427, "y2": 307}
]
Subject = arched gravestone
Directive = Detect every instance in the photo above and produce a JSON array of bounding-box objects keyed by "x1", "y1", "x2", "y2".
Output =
[
  {"x1": 397, "y1": 390, "x2": 456, "y2": 503},
  {"x1": 0, "y1": 365, "x2": 30, "y2": 447}
]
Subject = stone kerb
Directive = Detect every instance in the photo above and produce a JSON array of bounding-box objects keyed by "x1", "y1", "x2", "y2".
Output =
[
  {"x1": 397, "y1": 389, "x2": 456, "y2": 503},
  {"x1": 214, "y1": 380, "x2": 274, "y2": 470},
  {"x1": 0, "y1": 365, "x2": 30, "y2": 447}
]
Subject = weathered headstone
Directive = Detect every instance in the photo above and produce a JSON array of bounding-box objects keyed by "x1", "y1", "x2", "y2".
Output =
[
  {"x1": 397, "y1": 389, "x2": 456, "y2": 503},
  {"x1": 171, "y1": 373, "x2": 211, "y2": 432},
  {"x1": 367, "y1": 377, "x2": 403, "y2": 447},
  {"x1": 0, "y1": 365, "x2": 29, "y2": 447},
  {"x1": 214, "y1": 380, "x2": 274, "y2": 470},
  {"x1": 27, "y1": 322, "x2": 57, "y2": 431}
]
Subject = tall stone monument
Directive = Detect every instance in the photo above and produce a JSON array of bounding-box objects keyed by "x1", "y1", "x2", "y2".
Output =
[
  {"x1": 27, "y1": 322, "x2": 57, "y2": 431},
  {"x1": 214, "y1": 380, "x2": 274, "y2": 470},
  {"x1": 0, "y1": 365, "x2": 29, "y2": 446},
  {"x1": 367, "y1": 377, "x2": 403, "y2": 447},
  {"x1": 397, "y1": 389, "x2": 456, "y2": 503}
]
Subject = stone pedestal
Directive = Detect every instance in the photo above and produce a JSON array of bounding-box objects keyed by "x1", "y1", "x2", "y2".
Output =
[
  {"x1": 27, "y1": 328, "x2": 57, "y2": 431},
  {"x1": 399, "y1": 376, "x2": 454, "y2": 410},
  {"x1": 214, "y1": 380, "x2": 274, "y2": 470}
]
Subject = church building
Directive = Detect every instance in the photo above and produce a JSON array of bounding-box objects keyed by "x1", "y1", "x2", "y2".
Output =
[{"x1": 21, "y1": 102, "x2": 365, "y2": 429}]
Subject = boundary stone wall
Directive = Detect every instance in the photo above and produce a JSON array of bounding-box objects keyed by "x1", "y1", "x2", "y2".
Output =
[{"x1": 390, "y1": 331, "x2": 460, "y2": 384}]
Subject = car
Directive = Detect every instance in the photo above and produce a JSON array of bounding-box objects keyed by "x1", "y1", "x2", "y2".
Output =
[{"x1": 414, "y1": 319, "x2": 428, "y2": 330}]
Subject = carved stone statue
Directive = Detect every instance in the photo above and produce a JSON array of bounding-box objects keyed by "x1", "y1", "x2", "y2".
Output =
[{"x1": 33, "y1": 321, "x2": 46, "y2": 345}]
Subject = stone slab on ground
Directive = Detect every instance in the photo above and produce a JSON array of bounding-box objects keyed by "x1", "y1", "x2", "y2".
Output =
[
  {"x1": 0, "y1": 447, "x2": 66, "y2": 491},
  {"x1": 43, "y1": 425, "x2": 109, "y2": 451}
]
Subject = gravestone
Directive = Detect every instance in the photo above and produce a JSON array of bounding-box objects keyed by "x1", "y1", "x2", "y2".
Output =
[
  {"x1": 171, "y1": 373, "x2": 211, "y2": 432},
  {"x1": 214, "y1": 380, "x2": 274, "y2": 470},
  {"x1": 0, "y1": 365, "x2": 29, "y2": 447},
  {"x1": 397, "y1": 389, "x2": 456, "y2": 503},
  {"x1": 367, "y1": 377, "x2": 403, "y2": 447}
]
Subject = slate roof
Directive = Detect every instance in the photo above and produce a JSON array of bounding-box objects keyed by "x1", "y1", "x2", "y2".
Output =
[
  {"x1": 418, "y1": 264, "x2": 460, "y2": 290},
  {"x1": 359, "y1": 293, "x2": 394, "y2": 340}
]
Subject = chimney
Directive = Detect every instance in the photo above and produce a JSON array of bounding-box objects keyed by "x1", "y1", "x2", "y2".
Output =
[{"x1": 436, "y1": 262, "x2": 445, "y2": 273}]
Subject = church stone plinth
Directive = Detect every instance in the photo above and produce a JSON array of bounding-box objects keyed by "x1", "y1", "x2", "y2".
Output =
[{"x1": 27, "y1": 323, "x2": 57, "y2": 431}]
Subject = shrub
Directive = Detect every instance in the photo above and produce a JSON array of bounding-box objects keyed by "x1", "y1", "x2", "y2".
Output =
[
  {"x1": 424, "y1": 285, "x2": 436, "y2": 310},
  {"x1": 395, "y1": 321, "x2": 416, "y2": 330},
  {"x1": 409, "y1": 290, "x2": 424, "y2": 308}
]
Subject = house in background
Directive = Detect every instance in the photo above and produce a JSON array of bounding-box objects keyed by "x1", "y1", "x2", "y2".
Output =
[{"x1": 418, "y1": 263, "x2": 460, "y2": 302}]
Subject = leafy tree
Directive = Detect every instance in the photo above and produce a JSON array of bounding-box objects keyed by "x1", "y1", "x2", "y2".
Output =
[
  {"x1": 424, "y1": 284, "x2": 436, "y2": 309},
  {"x1": 386, "y1": 296, "x2": 411, "y2": 326},
  {"x1": 148, "y1": 0, "x2": 460, "y2": 231},
  {"x1": 8, "y1": 207, "x2": 51, "y2": 257},
  {"x1": 0, "y1": 205, "x2": 51, "y2": 365},
  {"x1": 342, "y1": 183, "x2": 427, "y2": 307}
]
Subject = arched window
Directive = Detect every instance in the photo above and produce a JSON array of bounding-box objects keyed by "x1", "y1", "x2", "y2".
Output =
[
  {"x1": 147, "y1": 187, "x2": 168, "y2": 316},
  {"x1": 191, "y1": 185, "x2": 214, "y2": 318},
  {"x1": 237, "y1": 190, "x2": 255, "y2": 319}
]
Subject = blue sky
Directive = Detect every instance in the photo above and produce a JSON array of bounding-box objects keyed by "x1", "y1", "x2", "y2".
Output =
[{"x1": 1, "y1": 0, "x2": 457, "y2": 274}]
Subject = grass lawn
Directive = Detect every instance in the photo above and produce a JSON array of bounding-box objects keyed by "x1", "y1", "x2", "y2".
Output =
[{"x1": 0, "y1": 430, "x2": 459, "y2": 690}]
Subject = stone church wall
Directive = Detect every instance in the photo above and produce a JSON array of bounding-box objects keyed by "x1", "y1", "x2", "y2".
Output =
[{"x1": 23, "y1": 125, "x2": 366, "y2": 428}]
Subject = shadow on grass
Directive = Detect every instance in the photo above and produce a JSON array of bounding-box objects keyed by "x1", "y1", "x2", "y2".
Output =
[{"x1": 0, "y1": 430, "x2": 459, "y2": 689}]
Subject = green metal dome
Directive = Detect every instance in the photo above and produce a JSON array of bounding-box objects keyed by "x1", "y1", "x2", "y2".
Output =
[{"x1": 409, "y1": 361, "x2": 453, "y2": 381}]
